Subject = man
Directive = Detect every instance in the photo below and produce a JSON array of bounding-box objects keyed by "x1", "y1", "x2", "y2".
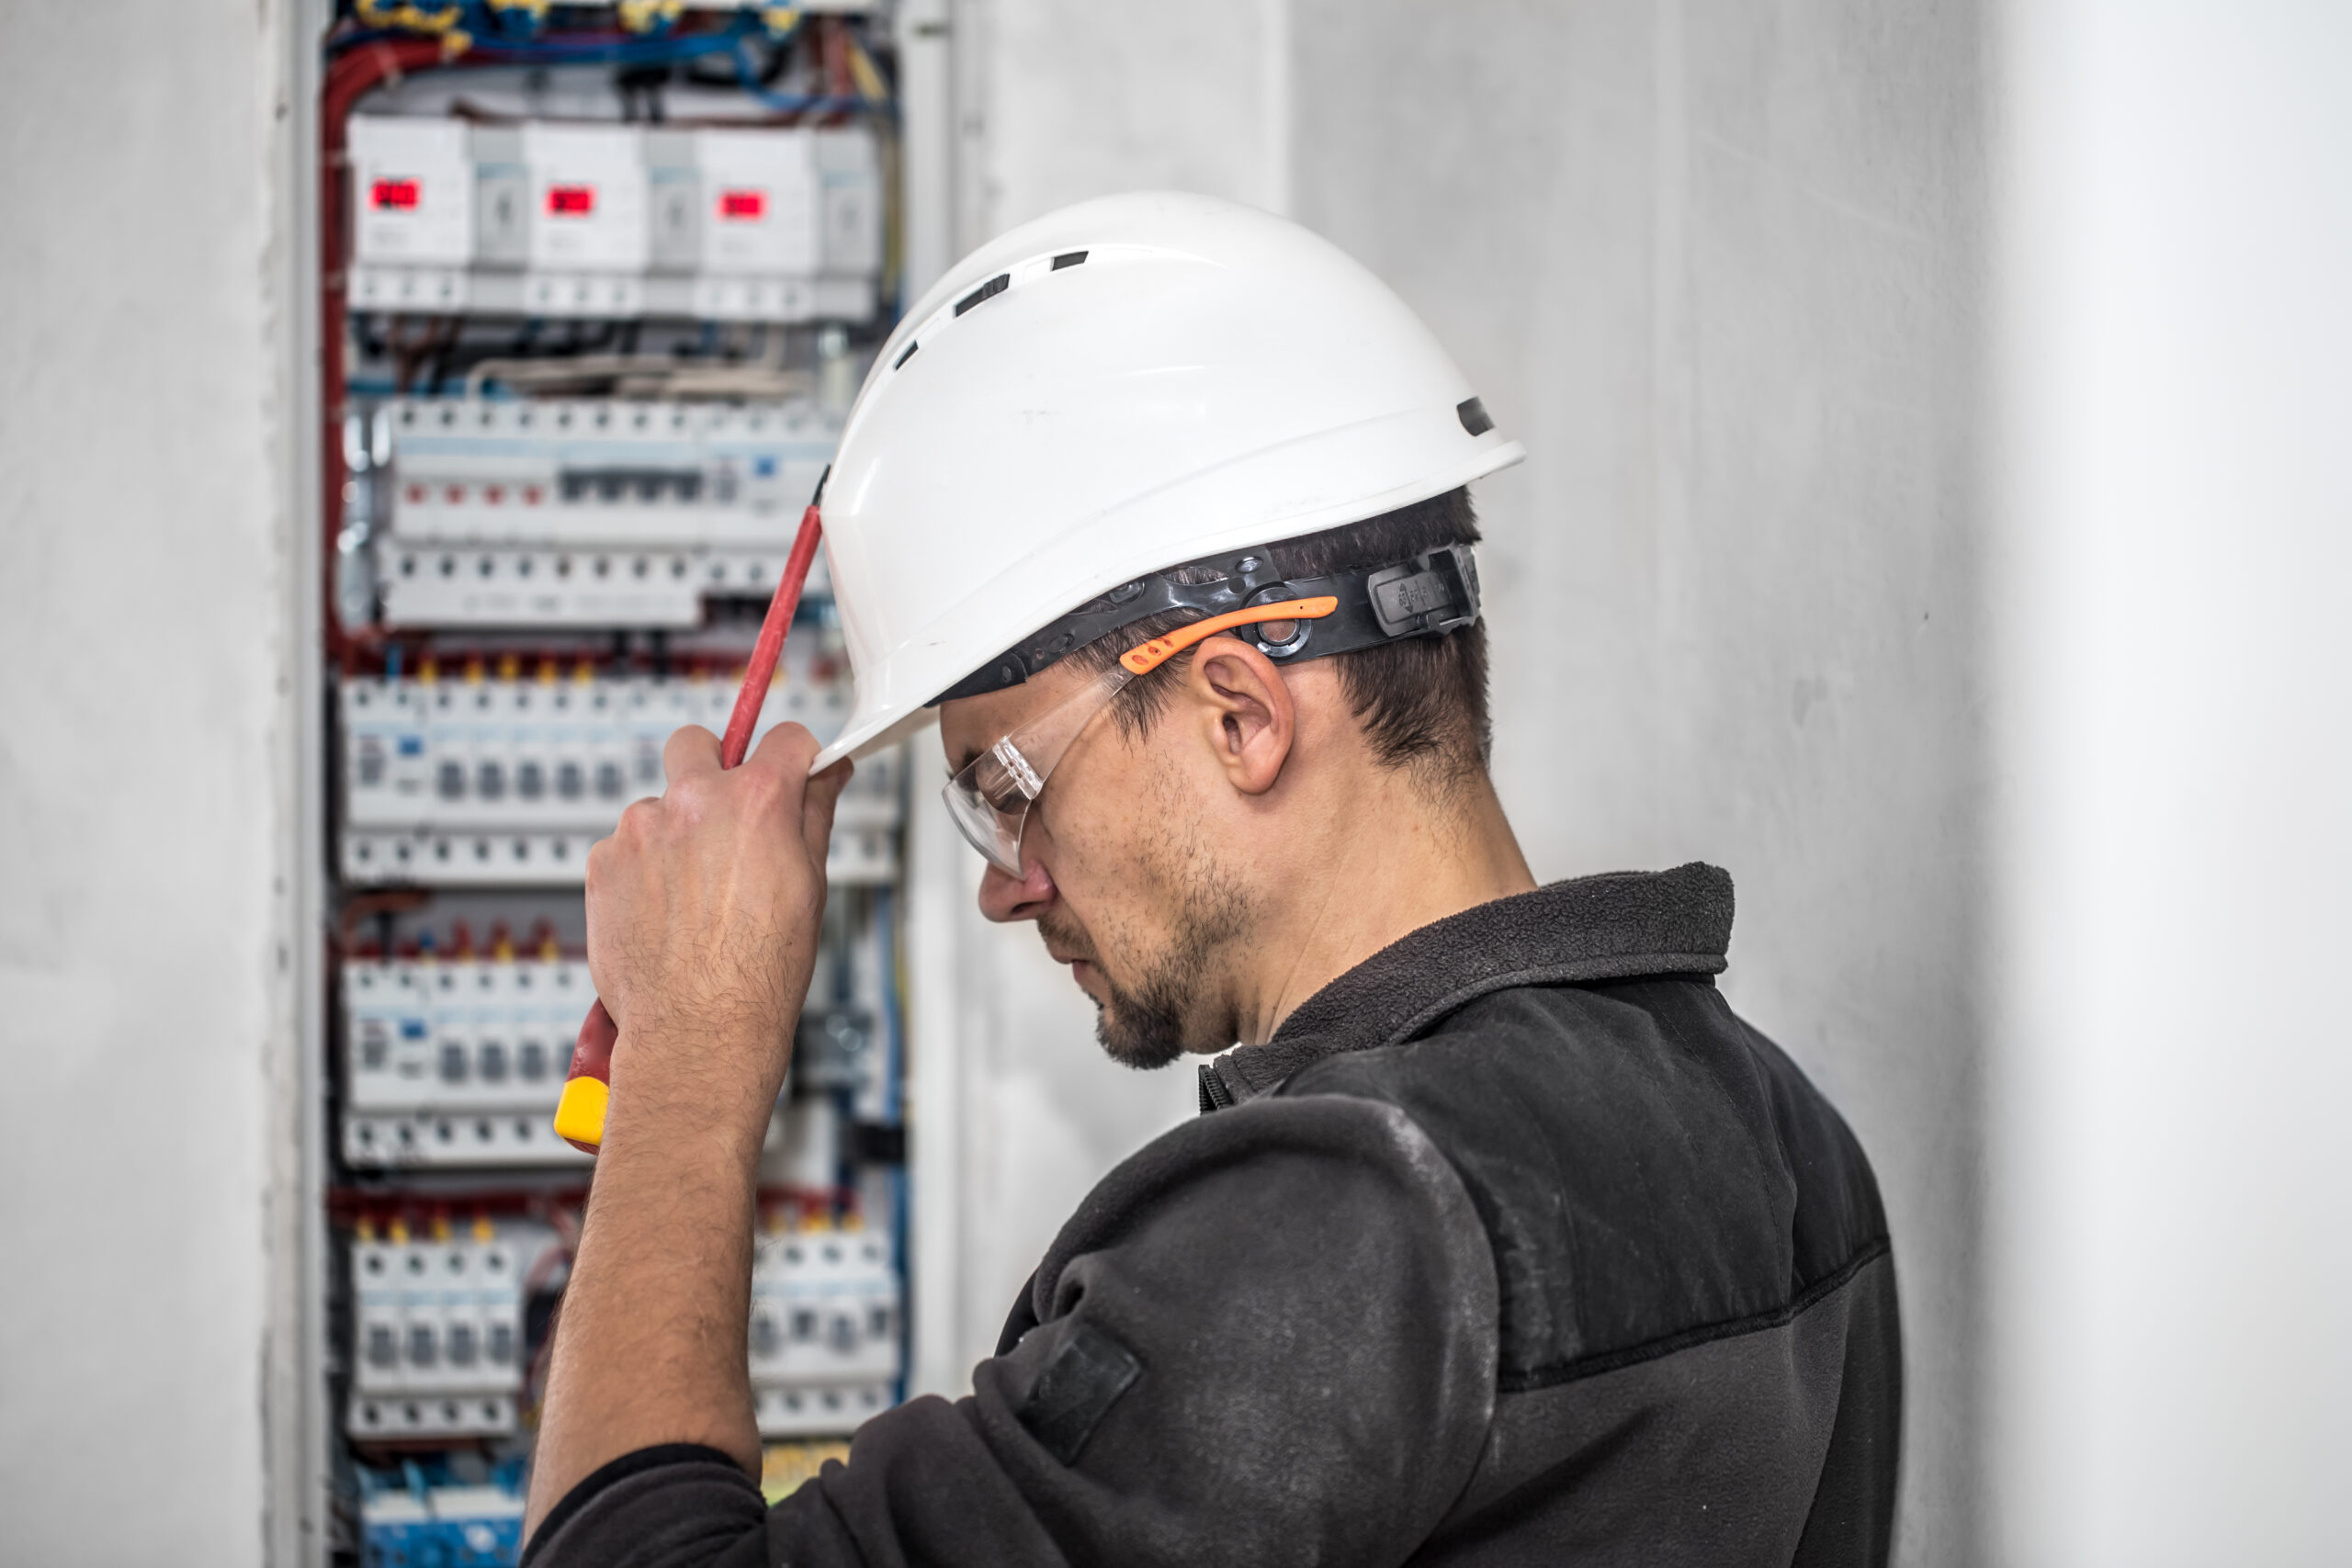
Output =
[{"x1": 522, "y1": 194, "x2": 1899, "y2": 1566}]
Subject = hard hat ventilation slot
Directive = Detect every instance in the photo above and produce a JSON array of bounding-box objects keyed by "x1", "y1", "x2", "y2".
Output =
[
  {"x1": 1456, "y1": 397, "x2": 1495, "y2": 436},
  {"x1": 893, "y1": 341, "x2": 920, "y2": 369},
  {"x1": 955, "y1": 273, "x2": 1011, "y2": 316},
  {"x1": 1051, "y1": 251, "x2": 1089, "y2": 270}
]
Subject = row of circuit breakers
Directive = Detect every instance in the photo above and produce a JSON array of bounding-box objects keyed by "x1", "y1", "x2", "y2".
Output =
[
  {"x1": 337, "y1": 650, "x2": 902, "y2": 887},
  {"x1": 348, "y1": 1216, "x2": 899, "y2": 1441},
  {"x1": 368, "y1": 396, "x2": 840, "y2": 627},
  {"x1": 339, "y1": 919, "x2": 888, "y2": 1170},
  {"x1": 349, "y1": 116, "x2": 882, "y2": 321}
]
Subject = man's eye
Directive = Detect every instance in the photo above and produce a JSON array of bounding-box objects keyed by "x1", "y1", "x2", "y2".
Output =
[{"x1": 976, "y1": 767, "x2": 1028, "y2": 813}]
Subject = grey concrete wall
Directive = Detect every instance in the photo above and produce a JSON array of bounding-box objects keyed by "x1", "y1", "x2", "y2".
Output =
[
  {"x1": 0, "y1": 3, "x2": 299, "y2": 1560},
  {"x1": 1292, "y1": 4, "x2": 1988, "y2": 1560}
]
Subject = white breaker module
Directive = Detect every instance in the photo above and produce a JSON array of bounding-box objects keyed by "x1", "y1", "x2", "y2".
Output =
[{"x1": 348, "y1": 117, "x2": 883, "y2": 321}]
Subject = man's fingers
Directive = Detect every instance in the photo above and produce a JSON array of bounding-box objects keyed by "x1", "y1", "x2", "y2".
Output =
[
  {"x1": 744, "y1": 718, "x2": 823, "y2": 782},
  {"x1": 802, "y1": 759, "x2": 854, "y2": 867},
  {"x1": 662, "y1": 724, "x2": 722, "y2": 784}
]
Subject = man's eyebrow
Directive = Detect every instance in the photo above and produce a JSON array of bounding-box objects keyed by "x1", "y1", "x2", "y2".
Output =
[{"x1": 947, "y1": 745, "x2": 978, "y2": 774}]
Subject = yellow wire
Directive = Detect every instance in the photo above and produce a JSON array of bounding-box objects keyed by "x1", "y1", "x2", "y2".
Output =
[
  {"x1": 356, "y1": 0, "x2": 461, "y2": 36},
  {"x1": 617, "y1": 0, "x2": 684, "y2": 33},
  {"x1": 846, "y1": 35, "x2": 887, "y2": 103}
]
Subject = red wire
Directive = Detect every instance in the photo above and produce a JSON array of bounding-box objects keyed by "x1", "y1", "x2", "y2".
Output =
[{"x1": 322, "y1": 38, "x2": 447, "y2": 670}]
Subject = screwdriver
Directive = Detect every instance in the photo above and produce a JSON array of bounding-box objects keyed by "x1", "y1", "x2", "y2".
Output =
[{"x1": 552, "y1": 501, "x2": 826, "y2": 1155}]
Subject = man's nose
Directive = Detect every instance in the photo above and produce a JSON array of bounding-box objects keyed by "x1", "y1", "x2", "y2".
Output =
[{"x1": 978, "y1": 857, "x2": 1057, "y2": 923}]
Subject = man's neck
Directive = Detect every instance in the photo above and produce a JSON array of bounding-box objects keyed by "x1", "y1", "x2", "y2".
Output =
[{"x1": 1234, "y1": 766, "x2": 1536, "y2": 1047}]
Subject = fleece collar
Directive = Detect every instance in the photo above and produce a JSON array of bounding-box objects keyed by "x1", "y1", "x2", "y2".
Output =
[{"x1": 1198, "y1": 863, "x2": 1736, "y2": 1112}]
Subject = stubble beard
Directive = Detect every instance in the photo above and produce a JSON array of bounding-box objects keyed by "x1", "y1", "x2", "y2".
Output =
[{"x1": 1037, "y1": 843, "x2": 1254, "y2": 1071}]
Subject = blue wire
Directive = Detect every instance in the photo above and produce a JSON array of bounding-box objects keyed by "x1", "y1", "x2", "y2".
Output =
[
  {"x1": 327, "y1": 11, "x2": 893, "y2": 118},
  {"x1": 729, "y1": 35, "x2": 890, "y2": 118},
  {"x1": 876, "y1": 886, "x2": 903, "y2": 1125}
]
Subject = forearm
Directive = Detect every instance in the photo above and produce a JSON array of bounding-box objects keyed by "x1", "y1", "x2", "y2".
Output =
[{"x1": 525, "y1": 1025, "x2": 773, "y2": 1537}]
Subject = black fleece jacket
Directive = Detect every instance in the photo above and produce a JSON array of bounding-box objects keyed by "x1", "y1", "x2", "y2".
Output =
[{"x1": 524, "y1": 863, "x2": 1901, "y2": 1567}]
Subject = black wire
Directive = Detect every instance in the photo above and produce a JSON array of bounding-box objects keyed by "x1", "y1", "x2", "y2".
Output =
[
  {"x1": 615, "y1": 62, "x2": 670, "y2": 122},
  {"x1": 424, "y1": 318, "x2": 461, "y2": 396}
]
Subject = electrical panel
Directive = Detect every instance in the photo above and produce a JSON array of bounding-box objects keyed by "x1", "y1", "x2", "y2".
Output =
[
  {"x1": 348, "y1": 118, "x2": 882, "y2": 322},
  {"x1": 320, "y1": 11, "x2": 910, "y2": 1562}
]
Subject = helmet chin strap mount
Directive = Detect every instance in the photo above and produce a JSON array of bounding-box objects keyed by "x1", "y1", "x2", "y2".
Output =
[{"x1": 932, "y1": 540, "x2": 1482, "y2": 705}]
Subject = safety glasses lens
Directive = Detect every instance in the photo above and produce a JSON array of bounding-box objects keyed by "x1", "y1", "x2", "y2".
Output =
[
  {"x1": 942, "y1": 754, "x2": 1032, "y2": 876},
  {"x1": 941, "y1": 664, "x2": 1129, "y2": 876}
]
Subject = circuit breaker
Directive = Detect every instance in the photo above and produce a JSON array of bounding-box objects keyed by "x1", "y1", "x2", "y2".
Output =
[
  {"x1": 521, "y1": 123, "x2": 649, "y2": 316},
  {"x1": 750, "y1": 1222, "x2": 901, "y2": 1436},
  {"x1": 346, "y1": 1218, "x2": 541, "y2": 1440},
  {"x1": 348, "y1": 116, "x2": 476, "y2": 310}
]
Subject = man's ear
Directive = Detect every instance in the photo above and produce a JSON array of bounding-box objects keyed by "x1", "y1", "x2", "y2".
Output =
[{"x1": 1184, "y1": 636, "x2": 1295, "y2": 795}]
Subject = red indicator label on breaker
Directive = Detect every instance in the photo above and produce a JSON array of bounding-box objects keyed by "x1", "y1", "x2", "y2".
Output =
[
  {"x1": 718, "y1": 189, "x2": 767, "y2": 220},
  {"x1": 546, "y1": 185, "x2": 596, "y2": 217},
  {"x1": 370, "y1": 178, "x2": 421, "y2": 211}
]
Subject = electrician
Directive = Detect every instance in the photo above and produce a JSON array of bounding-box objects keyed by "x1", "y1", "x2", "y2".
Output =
[{"x1": 521, "y1": 193, "x2": 1900, "y2": 1567}]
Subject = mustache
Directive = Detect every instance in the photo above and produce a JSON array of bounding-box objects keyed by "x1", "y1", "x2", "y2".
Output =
[{"x1": 1036, "y1": 910, "x2": 1101, "y2": 966}]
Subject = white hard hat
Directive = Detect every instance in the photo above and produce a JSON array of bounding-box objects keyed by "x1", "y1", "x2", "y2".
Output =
[{"x1": 811, "y1": 190, "x2": 1525, "y2": 769}]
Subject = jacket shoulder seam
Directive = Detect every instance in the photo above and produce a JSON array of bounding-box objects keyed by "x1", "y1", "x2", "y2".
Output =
[{"x1": 1497, "y1": 1236, "x2": 1893, "y2": 1394}]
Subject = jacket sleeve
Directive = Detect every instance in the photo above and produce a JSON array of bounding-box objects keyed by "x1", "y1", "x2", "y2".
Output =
[{"x1": 522, "y1": 1092, "x2": 1500, "y2": 1568}]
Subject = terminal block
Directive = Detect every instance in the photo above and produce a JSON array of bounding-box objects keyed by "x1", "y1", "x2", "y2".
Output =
[
  {"x1": 360, "y1": 1475, "x2": 526, "y2": 1568},
  {"x1": 337, "y1": 822, "x2": 897, "y2": 889}
]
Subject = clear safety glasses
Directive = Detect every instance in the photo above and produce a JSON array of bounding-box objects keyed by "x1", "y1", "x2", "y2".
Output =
[{"x1": 941, "y1": 594, "x2": 1337, "y2": 875}]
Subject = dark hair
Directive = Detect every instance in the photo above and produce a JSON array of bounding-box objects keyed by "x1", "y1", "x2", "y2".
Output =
[{"x1": 1066, "y1": 487, "x2": 1490, "y2": 778}]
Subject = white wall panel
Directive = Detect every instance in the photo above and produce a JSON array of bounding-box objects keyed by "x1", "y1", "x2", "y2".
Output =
[{"x1": 1990, "y1": 3, "x2": 2352, "y2": 1562}]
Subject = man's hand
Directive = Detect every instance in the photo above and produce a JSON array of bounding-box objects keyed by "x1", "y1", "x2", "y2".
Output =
[
  {"x1": 585, "y1": 722, "x2": 850, "y2": 1157},
  {"x1": 526, "y1": 722, "x2": 851, "y2": 1540}
]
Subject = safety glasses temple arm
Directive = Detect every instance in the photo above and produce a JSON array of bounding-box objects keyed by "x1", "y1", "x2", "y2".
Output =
[{"x1": 1118, "y1": 596, "x2": 1340, "y2": 675}]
